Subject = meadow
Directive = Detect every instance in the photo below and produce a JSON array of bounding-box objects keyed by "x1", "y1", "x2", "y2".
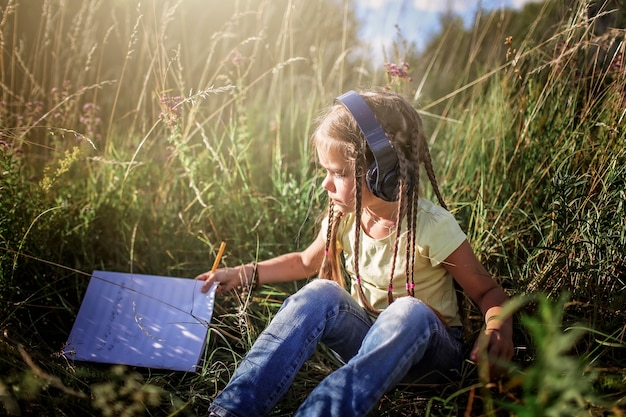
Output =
[{"x1": 0, "y1": 0, "x2": 624, "y2": 415}]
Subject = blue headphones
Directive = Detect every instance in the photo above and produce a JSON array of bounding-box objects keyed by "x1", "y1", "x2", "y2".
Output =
[{"x1": 335, "y1": 90, "x2": 399, "y2": 202}]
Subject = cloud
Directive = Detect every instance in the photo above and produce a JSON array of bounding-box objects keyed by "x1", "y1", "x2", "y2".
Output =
[
  {"x1": 509, "y1": 0, "x2": 544, "y2": 8},
  {"x1": 357, "y1": 0, "x2": 546, "y2": 54},
  {"x1": 359, "y1": 0, "x2": 394, "y2": 10},
  {"x1": 359, "y1": 0, "x2": 473, "y2": 13},
  {"x1": 409, "y1": 0, "x2": 544, "y2": 13},
  {"x1": 411, "y1": 0, "x2": 475, "y2": 13},
  {"x1": 359, "y1": 0, "x2": 544, "y2": 13}
]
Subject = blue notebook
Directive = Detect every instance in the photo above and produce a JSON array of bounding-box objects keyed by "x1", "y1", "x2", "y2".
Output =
[{"x1": 64, "y1": 270, "x2": 216, "y2": 372}]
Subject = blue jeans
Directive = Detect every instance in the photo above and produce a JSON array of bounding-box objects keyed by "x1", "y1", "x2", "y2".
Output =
[{"x1": 208, "y1": 279, "x2": 465, "y2": 417}]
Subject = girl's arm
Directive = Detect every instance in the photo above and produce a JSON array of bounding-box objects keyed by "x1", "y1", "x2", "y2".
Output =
[
  {"x1": 196, "y1": 228, "x2": 327, "y2": 295},
  {"x1": 442, "y1": 240, "x2": 514, "y2": 378}
]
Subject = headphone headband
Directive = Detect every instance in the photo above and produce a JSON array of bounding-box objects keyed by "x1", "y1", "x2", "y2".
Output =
[{"x1": 335, "y1": 90, "x2": 399, "y2": 201}]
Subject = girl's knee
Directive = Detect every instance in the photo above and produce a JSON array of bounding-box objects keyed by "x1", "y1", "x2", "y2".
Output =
[
  {"x1": 386, "y1": 295, "x2": 427, "y2": 311},
  {"x1": 382, "y1": 296, "x2": 440, "y2": 326}
]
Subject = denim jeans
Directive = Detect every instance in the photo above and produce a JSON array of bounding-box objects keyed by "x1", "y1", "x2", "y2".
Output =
[{"x1": 208, "y1": 279, "x2": 465, "y2": 417}]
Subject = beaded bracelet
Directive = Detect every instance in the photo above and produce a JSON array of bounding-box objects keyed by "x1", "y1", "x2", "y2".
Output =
[{"x1": 250, "y1": 262, "x2": 259, "y2": 291}]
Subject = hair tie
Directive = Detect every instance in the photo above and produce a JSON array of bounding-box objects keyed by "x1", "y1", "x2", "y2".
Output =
[
  {"x1": 324, "y1": 249, "x2": 329, "y2": 255},
  {"x1": 388, "y1": 285, "x2": 394, "y2": 292},
  {"x1": 406, "y1": 283, "x2": 415, "y2": 290},
  {"x1": 356, "y1": 277, "x2": 362, "y2": 284}
]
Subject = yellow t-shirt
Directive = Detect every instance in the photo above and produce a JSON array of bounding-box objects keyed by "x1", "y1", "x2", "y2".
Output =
[{"x1": 325, "y1": 198, "x2": 466, "y2": 326}]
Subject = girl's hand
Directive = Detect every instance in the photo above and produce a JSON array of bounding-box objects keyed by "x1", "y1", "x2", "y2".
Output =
[
  {"x1": 195, "y1": 264, "x2": 255, "y2": 295},
  {"x1": 470, "y1": 325, "x2": 514, "y2": 380}
]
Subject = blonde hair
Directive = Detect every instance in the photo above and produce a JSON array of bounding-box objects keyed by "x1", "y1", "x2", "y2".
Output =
[{"x1": 313, "y1": 88, "x2": 451, "y2": 316}]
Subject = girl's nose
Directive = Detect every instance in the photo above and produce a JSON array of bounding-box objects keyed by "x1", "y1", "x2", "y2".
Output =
[{"x1": 322, "y1": 173, "x2": 334, "y2": 192}]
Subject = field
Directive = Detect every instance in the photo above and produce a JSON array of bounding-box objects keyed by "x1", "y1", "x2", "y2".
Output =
[{"x1": 1, "y1": 0, "x2": 625, "y2": 415}]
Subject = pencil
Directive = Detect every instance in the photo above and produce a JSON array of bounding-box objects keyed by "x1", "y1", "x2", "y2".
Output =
[{"x1": 210, "y1": 241, "x2": 226, "y2": 273}]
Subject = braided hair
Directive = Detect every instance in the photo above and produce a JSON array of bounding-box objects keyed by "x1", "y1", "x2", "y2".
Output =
[{"x1": 315, "y1": 89, "x2": 464, "y2": 320}]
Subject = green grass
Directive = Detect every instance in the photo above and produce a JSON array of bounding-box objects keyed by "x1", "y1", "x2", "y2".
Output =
[{"x1": 1, "y1": 0, "x2": 625, "y2": 415}]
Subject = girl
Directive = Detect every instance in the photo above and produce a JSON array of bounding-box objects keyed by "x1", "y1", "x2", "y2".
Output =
[{"x1": 197, "y1": 89, "x2": 514, "y2": 417}]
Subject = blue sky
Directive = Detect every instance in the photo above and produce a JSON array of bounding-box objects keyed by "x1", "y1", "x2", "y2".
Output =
[{"x1": 357, "y1": 0, "x2": 545, "y2": 54}]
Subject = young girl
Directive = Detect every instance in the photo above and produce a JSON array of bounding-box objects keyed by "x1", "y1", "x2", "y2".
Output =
[{"x1": 196, "y1": 88, "x2": 514, "y2": 417}]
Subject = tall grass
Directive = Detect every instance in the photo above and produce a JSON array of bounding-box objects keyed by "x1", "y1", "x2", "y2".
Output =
[{"x1": 1, "y1": 0, "x2": 625, "y2": 415}]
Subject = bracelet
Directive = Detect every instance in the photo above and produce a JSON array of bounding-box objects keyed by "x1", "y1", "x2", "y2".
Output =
[
  {"x1": 250, "y1": 262, "x2": 259, "y2": 291},
  {"x1": 241, "y1": 262, "x2": 259, "y2": 291}
]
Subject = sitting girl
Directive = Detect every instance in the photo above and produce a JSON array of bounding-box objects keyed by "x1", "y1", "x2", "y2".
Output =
[{"x1": 197, "y1": 88, "x2": 514, "y2": 417}]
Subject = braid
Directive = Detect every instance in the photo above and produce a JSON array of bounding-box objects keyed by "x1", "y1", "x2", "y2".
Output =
[
  {"x1": 407, "y1": 127, "x2": 423, "y2": 299},
  {"x1": 319, "y1": 201, "x2": 335, "y2": 281},
  {"x1": 353, "y1": 143, "x2": 381, "y2": 315},
  {"x1": 320, "y1": 201, "x2": 345, "y2": 287},
  {"x1": 421, "y1": 136, "x2": 447, "y2": 210},
  {"x1": 392, "y1": 147, "x2": 412, "y2": 299},
  {"x1": 326, "y1": 201, "x2": 335, "y2": 244},
  {"x1": 387, "y1": 191, "x2": 401, "y2": 305},
  {"x1": 419, "y1": 127, "x2": 467, "y2": 327},
  {"x1": 406, "y1": 190, "x2": 417, "y2": 298}
]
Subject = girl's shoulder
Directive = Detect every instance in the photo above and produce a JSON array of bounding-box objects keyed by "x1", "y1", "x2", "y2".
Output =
[
  {"x1": 415, "y1": 197, "x2": 459, "y2": 226},
  {"x1": 416, "y1": 197, "x2": 450, "y2": 216},
  {"x1": 415, "y1": 198, "x2": 466, "y2": 249}
]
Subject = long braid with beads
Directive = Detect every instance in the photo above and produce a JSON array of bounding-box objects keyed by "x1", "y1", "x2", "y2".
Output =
[
  {"x1": 389, "y1": 144, "x2": 409, "y2": 302},
  {"x1": 419, "y1": 128, "x2": 467, "y2": 326},
  {"x1": 352, "y1": 140, "x2": 381, "y2": 314},
  {"x1": 319, "y1": 201, "x2": 344, "y2": 286}
]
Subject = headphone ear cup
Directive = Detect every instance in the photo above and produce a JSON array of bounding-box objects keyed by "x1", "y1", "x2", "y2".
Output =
[
  {"x1": 365, "y1": 164, "x2": 379, "y2": 196},
  {"x1": 380, "y1": 168, "x2": 399, "y2": 201},
  {"x1": 366, "y1": 164, "x2": 399, "y2": 202},
  {"x1": 335, "y1": 91, "x2": 400, "y2": 201}
]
